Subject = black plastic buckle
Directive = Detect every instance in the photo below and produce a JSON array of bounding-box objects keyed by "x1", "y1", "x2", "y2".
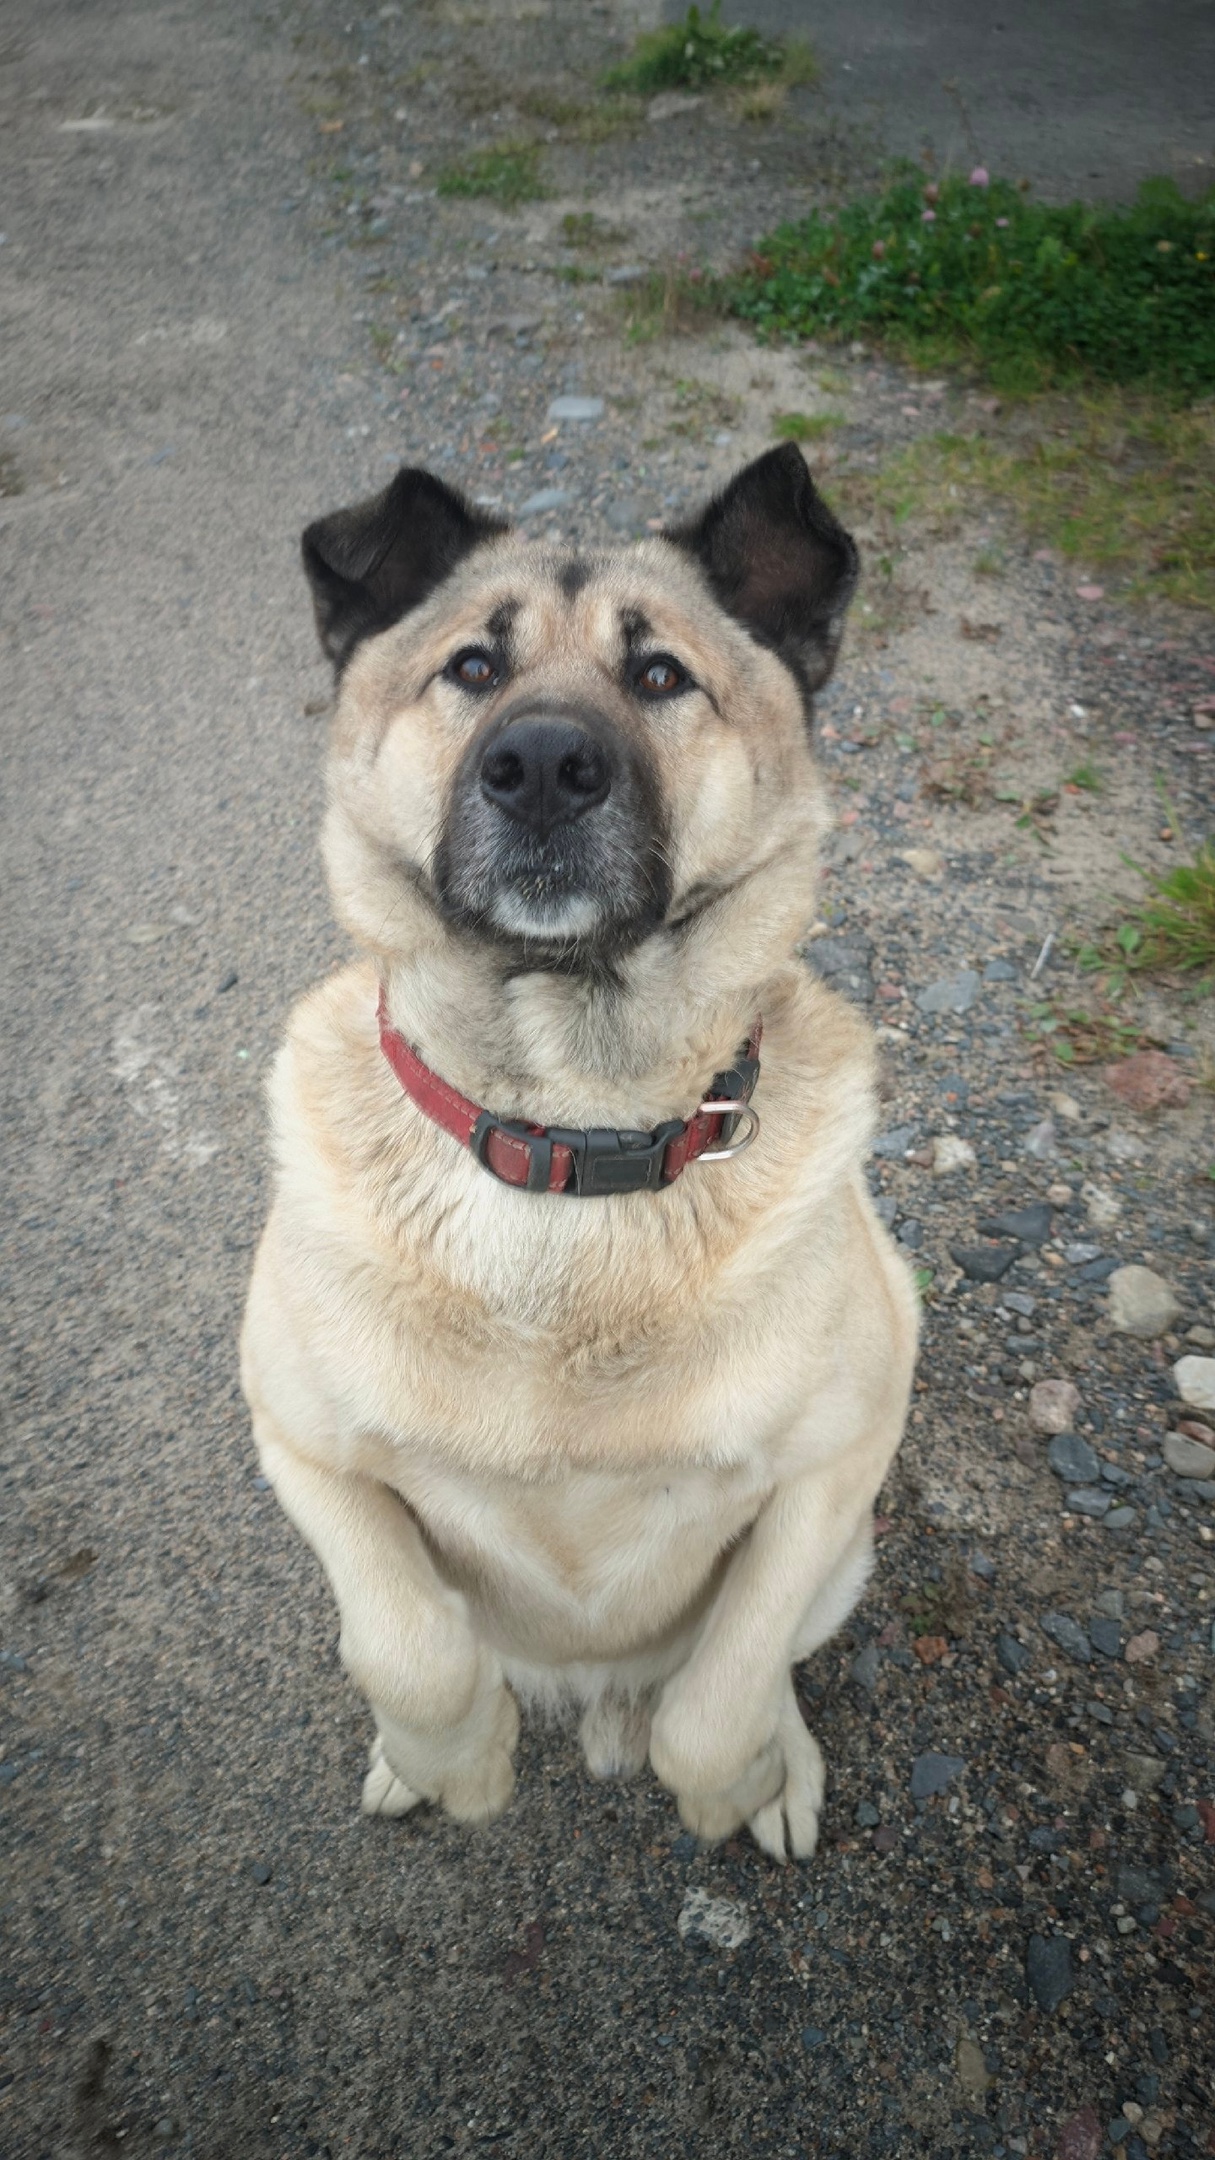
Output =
[
  {"x1": 471, "y1": 1112, "x2": 555, "y2": 1193},
  {"x1": 548, "y1": 1120, "x2": 685, "y2": 1196}
]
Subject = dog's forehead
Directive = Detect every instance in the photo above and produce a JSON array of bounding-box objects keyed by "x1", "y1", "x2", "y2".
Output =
[{"x1": 452, "y1": 538, "x2": 722, "y2": 650}]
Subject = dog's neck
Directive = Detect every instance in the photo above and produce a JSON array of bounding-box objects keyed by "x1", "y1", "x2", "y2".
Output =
[{"x1": 378, "y1": 913, "x2": 781, "y2": 1132}]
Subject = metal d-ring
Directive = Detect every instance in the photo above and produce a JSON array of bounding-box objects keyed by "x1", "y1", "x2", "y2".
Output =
[{"x1": 695, "y1": 1100, "x2": 761, "y2": 1163}]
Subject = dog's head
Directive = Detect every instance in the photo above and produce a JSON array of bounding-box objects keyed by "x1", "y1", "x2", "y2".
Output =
[{"x1": 305, "y1": 448, "x2": 857, "y2": 976}]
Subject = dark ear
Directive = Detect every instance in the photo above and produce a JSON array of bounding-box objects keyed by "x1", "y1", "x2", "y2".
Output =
[
  {"x1": 670, "y1": 444, "x2": 859, "y2": 696},
  {"x1": 301, "y1": 467, "x2": 508, "y2": 671}
]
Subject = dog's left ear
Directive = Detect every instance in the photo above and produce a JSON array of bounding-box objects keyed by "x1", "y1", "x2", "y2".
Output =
[
  {"x1": 670, "y1": 443, "x2": 859, "y2": 695},
  {"x1": 302, "y1": 467, "x2": 508, "y2": 671}
]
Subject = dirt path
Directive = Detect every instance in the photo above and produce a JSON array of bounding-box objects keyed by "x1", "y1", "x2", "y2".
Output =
[{"x1": 2, "y1": 6, "x2": 1213, "y2": 2159}]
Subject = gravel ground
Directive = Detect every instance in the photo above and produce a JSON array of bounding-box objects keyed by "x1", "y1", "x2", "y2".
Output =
[{"x1": 2, "y1": 6, "x2": 1213, "y2": 2159}]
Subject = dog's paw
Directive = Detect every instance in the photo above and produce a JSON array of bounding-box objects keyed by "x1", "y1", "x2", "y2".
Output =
[
  {"x1": 748, "y1": 1711, "x2": 825, "y2": 1863},
  {"x1": 579, "y1": 1695, "x2": 651, "y2": 1780},
  {"x1": 361, "y1": 1734, "x2": 423, "y2": 1819},
  {"x1": 438, "y1": 1682, "x2": 519, "y2": 1826},
  {"x1": 669, "y1": 1738, "x2": 785, "y2": 1846}
]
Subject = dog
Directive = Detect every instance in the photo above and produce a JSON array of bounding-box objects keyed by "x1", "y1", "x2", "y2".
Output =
[{"x1": 240, "y1": 445, "x2": 918, "y2": 1861}]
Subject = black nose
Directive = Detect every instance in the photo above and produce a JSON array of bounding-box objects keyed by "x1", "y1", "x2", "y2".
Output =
[{"x1": 479, "y1": 718, "x2": 611, "y2": 833}]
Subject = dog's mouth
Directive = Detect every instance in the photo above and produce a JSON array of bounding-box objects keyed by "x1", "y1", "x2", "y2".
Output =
[{"x1": 433, "y1": 701, "x2": 670, "y2": 963}]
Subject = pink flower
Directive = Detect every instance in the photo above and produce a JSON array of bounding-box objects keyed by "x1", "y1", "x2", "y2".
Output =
[
  {"x1": 872, "y1": 239, "x2": 886, "y2": 260},
  {"x1": 921, "y1": 209, "x2": 936, "y2": 224},
  {"x1": 995, "y1": 216, "x2": 1009, "y2": 228},
  {"x1": 969, "y1": 166, "x2": 990, "y2": 187}
]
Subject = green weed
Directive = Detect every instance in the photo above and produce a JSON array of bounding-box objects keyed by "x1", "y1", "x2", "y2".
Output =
[
  {"x1": 866, "y1": 398, "x2": 1215, "y2": 611},
  {"x1": 436, "y1": 140, "x2": 547, "y2": 207},
  {"x1": 602, "y1": 3, "x2": 815, "y2": 96},
  {"x1": 1079, "y1": 823, "x2": 1215, "y2": 989},
  {"x1": 731, "y1": 172, "x2": 1215, "y2": 395},
  {"x1": 772, "y1": 409, "x2": 845, "y2": 441},
  {"x1": 1064, "y1": 760, "x2": 1103, "y2": 792}
]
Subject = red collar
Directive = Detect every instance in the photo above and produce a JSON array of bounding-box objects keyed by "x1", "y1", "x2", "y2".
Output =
[{"x1": 376, "y1": 989, "x2": 762, "y2": 1197}]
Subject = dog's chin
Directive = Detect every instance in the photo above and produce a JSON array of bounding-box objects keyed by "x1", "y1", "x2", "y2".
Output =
[{"x1": 489, "y1": 889, "x2": 605, "y2": 944}]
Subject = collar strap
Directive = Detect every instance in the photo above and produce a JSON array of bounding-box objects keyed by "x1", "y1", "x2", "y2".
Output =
[{"x1": 377, "y1": 989, "x2": 761, "y2": 1197}]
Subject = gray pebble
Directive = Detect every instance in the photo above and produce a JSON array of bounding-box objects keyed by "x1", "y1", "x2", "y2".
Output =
[
  {"x1": 854, "y1": 1800, "x2": 880, "y2": 1828},
  {"x1": 949, "y1": 1242, "x2": 1020, "y2": 1282},
  {"x1": 1093, "y1": 1588, "x2": 1125, "y2": 1619},
  {"x1": 997, "y1": 1634, "x2": 1029, "y2": 1674},
  {"x1": 910, "y1": 1751, "x2": 966, "y2": 1800},
  {"x1": 1064, "y1": 1243, "x2": 1102, "y2": 1265},
  {"x1": 546, "y1": 395, "x2": 604, "y2": 421},
  {"x1": 873, "y1": 1124, "x2": 917, "y2": 1159},
  {"x1": 1089, "y1": 1616, "x2": 1122, "y2": 1658},
  {"x1": 518, "y1": 486, "x2": 573, "y2": 517},
  {"x1": 1002, "y1": 1290, "x2": 1037, "y2": 1317},
  {"x1": 1066, "y1": 1487, "x2": 1111, "y2": 1517},
  {"x1": 1041, "y1": 1612, "x2": 1092, "y2": 1663},
  {"x1": 851, "y1": 1644, "x2": 880, "y2": 1692},
  {"x1": 1026, "y1": 1931, "x2": 1074, "y2": 2012},
  {"x1": 248, "y1": 1858, "x2": 273, "y2": 1885},
  {"x1": 1047, "y1": 1431, "x2": 1100, "y2": 1483},
  {"x1": 983, "y1": 958, "x2": 1018, "y2": 982},
  {"x1": 977, "y1": 1203, "x2": 1052, "y2": 1246},
  {"x1": 917, "y1": 969, "x2": 980, "y2": 1015},
  {"x1": 1103, "y1": 1506, "x2": 1139, "y2": 1531}
]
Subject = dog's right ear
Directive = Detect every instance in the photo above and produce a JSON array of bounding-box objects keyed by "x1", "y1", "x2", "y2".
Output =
[{"x1": 302, "y1": 467, "x2": 508, "y2": 671}]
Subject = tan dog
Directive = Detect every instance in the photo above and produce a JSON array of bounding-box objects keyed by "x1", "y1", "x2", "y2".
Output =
[{"x1": 240, "y1": 446, "x2": 918, "y2": 1861}]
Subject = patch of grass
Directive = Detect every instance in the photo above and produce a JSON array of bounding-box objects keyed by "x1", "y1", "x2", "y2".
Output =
[
  {"x1": 772, "y1": 409, "x2": 845, "y2": 441},
  {"x1": 731, "y1": 171, "x2": 1215, "y2": 395},
  {"x1": 436, "y1": 140, "x2": 547, "y2": 206},
  {"x1": 1079, "y1": 823, "x2": 1215, "y2": 990},
  {"x1": 972, "y1": 546, "x2": 1005, "y2": 576},
  {"x1": 602, "y1": 3, "x2": 815, "y2": 96},
  {"x1": 668, "y1": 376, "x2": 742, "y2": 438},
  {"x1": 618, "y1": 267, "x2": 727, "y2": 344},
  {"x1": 870, "y1": 397, "x2": 1215, "y2": 610},
  {"x1": 1022, "y1": 998, "x2": 1161, "y2": 1067},
  {"x1": 1064, "y1": 760, "x2": 1103, "y2": 792}
]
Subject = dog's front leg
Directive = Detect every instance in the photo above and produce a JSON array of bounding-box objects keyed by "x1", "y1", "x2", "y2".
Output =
[
  {"x1": 254, "y1": 1415, "x2": 518, "y2": 1826},
  {"x1": 650, "y1": 1452, "x2": 888, "y2": 1861}
]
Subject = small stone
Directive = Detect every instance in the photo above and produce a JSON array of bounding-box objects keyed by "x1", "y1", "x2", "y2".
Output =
[
  {"x1": 1024, "y1": 1117, "x2": 1058, "y2": 1159},
  {"x1": 1081, "y1": 1180, "x2": 1122, "y2": 1227},
  {"x1": 900, "y1": 846, "x2": 943, "y2": 878},
  {"x1": 1164, "y1": 1431, "x2": 1215, "y2": 1478},
  {"x1": 955, "y1": 2036, "x2": 991, "y2": 2096},
  {"x1": 850, "y1": 1644, "x2": 880, "y2": 1692},
  {"x1": 1124, "y1": 1630, "x2": 1160, "y2": 1664},
  {"x1": 603, "y1": 265, "x2": 646, "y2": 286},
  {"x1": 1002, "y1": 1290, "x2": 1037, "y2": 1317},
  {"x1": 997, "y1": 1633, "x2": 1029, "y2": 1675},
  {"x1": 647, "y1": 90, "x2": 704, "y2": 122},
  {"x1": 217, "y1": 969, "x2": 238, "y2": 993},
  {"x1": 1029, "y1": 1378, "x2": 1082, "y2": 1433},
  {"x1": 801, "y1": 2025, "x2": 827, "y2": 2048},
  {"x1": 518, "y1": 486, "x2": 573, "y2": 517},
  {"x1": 1107, "y1": 1266, "x2": 1181, "y2": 1339},
  {"x1": 1042, "y1": 1613, "x2": 1091, "y2": 1663},
  {"x1": 248, "y1": 1858, "x2": 272, "y2": 1885},
  {"x1": 932, "y1": 1134, "x2": 976, "y2": 1174},
  {"x1": 1067, "y1": 1487, "x2": 1111, "y2": 1517},
  {"x1": 1047, "y1": 1181, "x2": 1073, "y2": 1205},
  {"x1": 984, "y1": 957, "x2": 1017, "y2": 982},
  {"x1": 1115, "y1": 1753, "x2": 1167, "y2": 1788},
  {"x1": 1026, "y1": 1931, "x2": 1074, "y2": 2012},
  {"x1": 1064, "y1": 1243, "x2": 1102, "y2": 1264},
  {"x1": 1089, "y1": 1615, "x2": 1122, "y2": 1658},
  {"x1": 1106, "y1": 1126, "x2": 1146, "y2": 1164},
  {"x1": 153, "y1": 2122, "x2": 176, "y2": 2143},
  {"x1": 1093, "y1": 1589, "x2": 1125, "y2": 1619},
  {"x1": 1186, "y1": 1323, "x2": 1215, "y2": 1349},
  {"x1": 980, "y1": 1202, "x2": 1054, "y2": 1246},
  {"x1": 949, "y1": 1242, "x2": 1020, "y2": 1282},
  {"x1": 854, "y1": 1800, "x2": 880, "y2": 1828},
  {"x1": 1172, "y1": 1803, "x2": 1200, "y2": 1831},
  {"x1": 1050, "y1": 1091, "x2": 1082, "y2": 1122},
  {"x1": 546, "y1": 395, "x2": 605, "y2": 423},
  {"x1": 910, "y1": 1751, "x2": 965, "y2": 1800},
  {"x1": 1056, "y1": 2106, "x2": 1102, "y2": 2160},
  {"x1": 917, "y1": 969, "x2": 980, "y2": 1015},
  {"x1": 1047, "y1": 1432, "x2": 1100, "y2": 1483},
  {"x1": 872, "y1": 1123, "x2": 917, "y2": 1159},
  {"x1": 872, "y1": 1823, "x2": 899, "y2": 1853},
  {"x1": 1103, "y1": 1506, "x2": 1139, "y2": 1531},
  {"x1": 1175, "y1": 1355, "x2": 1215, "y2": 1408},
  {"x1": 1105, "y1": 1050, "x2": 1191, "y2": 1113},
  {"x1": 677, "y1": 1888, "x2": 751, "y2": 1950}
]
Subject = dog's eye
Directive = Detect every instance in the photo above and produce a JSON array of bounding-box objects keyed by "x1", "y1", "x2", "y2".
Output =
[
  {"x1": 448, "y1": 649, "x2": 499, "y2": 690},
  {"x1": 635, "y1": 655, "x2": 687, "y2": 698}
]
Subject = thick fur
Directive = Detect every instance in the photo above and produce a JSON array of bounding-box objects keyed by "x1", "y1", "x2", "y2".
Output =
[{"x1": 240, "y1": 454, "x2": 918, "y2": 1861}]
